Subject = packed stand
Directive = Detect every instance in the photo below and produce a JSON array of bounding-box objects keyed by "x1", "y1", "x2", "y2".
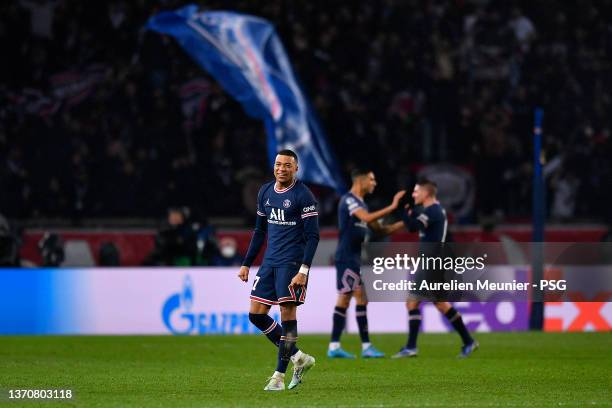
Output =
[{"x1": 0, "y1": 0, "x2": 610, "y2": 225}]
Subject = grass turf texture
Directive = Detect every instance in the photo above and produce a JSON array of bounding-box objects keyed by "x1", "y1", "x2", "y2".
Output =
[{"x1": 0, "y1": 333, "x2": 610, "y2": 407}]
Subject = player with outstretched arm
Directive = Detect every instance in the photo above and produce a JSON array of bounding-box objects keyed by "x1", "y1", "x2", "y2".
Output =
[
  {"x1": 238, "y1": 149, "x2": 319, "y2": 391},
  {"x1": 329, "y1": 169, "x2": 405, "y2": 358}
]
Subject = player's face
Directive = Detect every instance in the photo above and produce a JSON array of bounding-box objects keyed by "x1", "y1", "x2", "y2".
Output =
[
  {"x1": 168, "y1": 211, "x2": 184, "y2": 226},
  {"x1": 412, "y1": 185, "x2": 428, "y2": 205},
  {"x1": 364, "y1": 172, "x2": 377, "y2": 194},
  {"x1": 274, "y1": 154, "x2": 298, "y2": 184}
]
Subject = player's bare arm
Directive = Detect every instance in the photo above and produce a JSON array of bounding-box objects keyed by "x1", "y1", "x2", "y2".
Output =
[
  {"x1": 368, "y1": 220, "x2": 405, "y2": 236},
  {"x1": 352, "y1": 190, "x2": 406, "y2": 223}
]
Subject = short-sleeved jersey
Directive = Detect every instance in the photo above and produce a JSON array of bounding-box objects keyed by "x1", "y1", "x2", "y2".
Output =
[
  {"x1": 335, "y1": 192, "x2": 368, "y2": 267},
  {"x1": 257, "y1": 179, "x2": 319, "y2": 266},
  {"x1": 413, "y1": 203, "x2": 448, "y2": 243}
]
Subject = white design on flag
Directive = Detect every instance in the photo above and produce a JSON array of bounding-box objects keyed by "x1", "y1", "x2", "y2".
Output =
[
  {"x1": 146, "y1": 6, "x2": 347, "y2": 192},
  {"x1": 189, "y1": 15, "x2": 283, "y2": 120},
  {"x1": 186, "y1": 18, "x2": 242, "y2": 66}
]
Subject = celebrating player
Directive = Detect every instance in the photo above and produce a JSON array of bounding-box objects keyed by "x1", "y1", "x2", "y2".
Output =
[
  {"x1": 329, "y1": 169, "x2": 405, "y2": 358},
  {"x1": 238, "y1": 149, "x2": 319, "y2": 391},
  {"x1": 392, "y1": 179, "x2": 479, "y2": 358}
]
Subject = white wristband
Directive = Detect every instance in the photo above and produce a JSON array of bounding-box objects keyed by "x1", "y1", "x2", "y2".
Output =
[{"x1": 298, "y1": 265, "x2": 309, "y2": 276}]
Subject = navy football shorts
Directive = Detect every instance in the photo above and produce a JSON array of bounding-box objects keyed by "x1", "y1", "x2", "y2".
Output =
[
  {"x1": 250, "y1": 263, "x2": 307, "y2": 306},
  {"x1": 335, "y1": 261, "x2": 362, "y2": 294}
]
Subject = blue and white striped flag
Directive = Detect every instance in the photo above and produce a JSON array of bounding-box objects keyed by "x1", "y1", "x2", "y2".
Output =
[{"x1": 146, "y1": 5, "x2": 346, "y2": 192}]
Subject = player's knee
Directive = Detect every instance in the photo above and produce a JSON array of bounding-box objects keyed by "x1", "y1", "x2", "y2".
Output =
[
  {"x1": 353, "y1": 289, "x2": 367, "y2": 305},
  {"x1": 336, "y1": 294, "x2": 351, "y2": 308},
  {"x1": 279, "y1": 303, "x2": 297, "y2": 320},
  {"x1": 407, "y1": 301, "x2": 420, "y2": 311},
  {"x1": 249, "y1": 300, "x2": 270, "y2": 315},
  {"x1": 355, "y1": 294, "x2": 368, "y2": 306},
  {"x1": 248, "y1": 312, "x2": 264, "y2": 326}
]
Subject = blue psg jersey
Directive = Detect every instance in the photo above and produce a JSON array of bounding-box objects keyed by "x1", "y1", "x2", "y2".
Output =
[
  {"x1": 256, "y1": 179, "x2": 319, "y2": 266},
  {"x1": 335, "y1": 192, "x2": 368, "y2": 267},
  {"x1": 409, "y1": 203, "x2": 448, "y2": 242}
]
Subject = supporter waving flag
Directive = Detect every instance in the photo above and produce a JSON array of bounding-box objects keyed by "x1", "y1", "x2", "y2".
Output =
[{"x1": 146, "y1": 5, "x2": 346, "y2": 193}]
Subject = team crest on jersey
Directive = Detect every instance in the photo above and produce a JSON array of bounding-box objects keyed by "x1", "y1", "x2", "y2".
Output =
[{"x1": 283, "y1": 199, "x2": 291, "y2": 208}]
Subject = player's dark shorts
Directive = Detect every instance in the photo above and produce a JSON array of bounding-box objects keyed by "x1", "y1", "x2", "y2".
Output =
[
  {"x1": 250, "y1": 263, "x2": 307, "y2": 306},
  {"x1": 335, "y1": 261, "x2": 362, "y2": 294}
]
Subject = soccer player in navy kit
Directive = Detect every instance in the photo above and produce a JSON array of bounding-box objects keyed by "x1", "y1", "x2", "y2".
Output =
[
  {"x1": 329, "y1": 169, "x2": 406, "y2": 358},
  {"x1": 238, "y1": 149, "x2": 319, "y2": 391},
  {"x1": 392, "y1": 179, "x2": 479, "y2": 358}
]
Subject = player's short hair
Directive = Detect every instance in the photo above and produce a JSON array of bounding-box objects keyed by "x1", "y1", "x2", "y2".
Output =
[
  {"x1": 351, "y1": 168, "x2": 372, "y2": 181},
  {"x1": 277, "y1": 149, "x2": 298, "y2": 163},
  {"x1": 416, "y1": 178, "x2": 438, "y2": 197}
]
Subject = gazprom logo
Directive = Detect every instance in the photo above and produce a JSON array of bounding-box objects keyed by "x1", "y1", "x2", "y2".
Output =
[
  {"x1": 161, "y1": 275, "x2": 278, "y2": 335},
  {"x1": 182, "y1": 275, "x2": 193, "y2": 311}
]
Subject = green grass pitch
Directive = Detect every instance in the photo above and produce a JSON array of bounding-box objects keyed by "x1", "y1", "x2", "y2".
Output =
[{"x1": 1, "y1": 333, "x2": 610, "y2": 407}]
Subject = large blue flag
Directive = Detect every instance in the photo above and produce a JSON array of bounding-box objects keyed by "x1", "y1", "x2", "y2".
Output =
[{"x1": 146, "y1": 5, "x2": 346, "y2": 192}]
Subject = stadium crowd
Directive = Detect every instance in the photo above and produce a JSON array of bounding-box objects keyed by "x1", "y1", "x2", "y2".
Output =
[{"x1": 1, "y1": 0, "x2": 611, "y2": 224}]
